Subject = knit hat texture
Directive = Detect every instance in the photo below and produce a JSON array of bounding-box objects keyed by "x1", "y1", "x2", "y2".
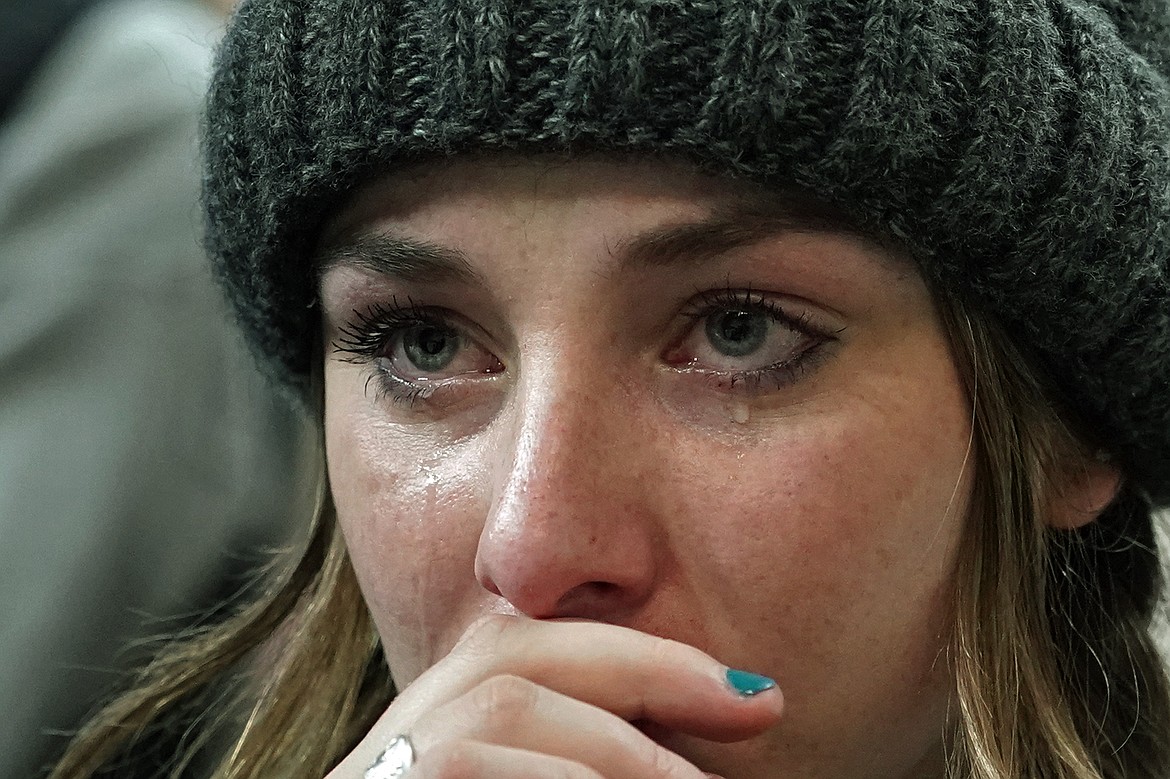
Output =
[{"x1": 204, "y1": 0, "x2": 1170, "y2": 503}]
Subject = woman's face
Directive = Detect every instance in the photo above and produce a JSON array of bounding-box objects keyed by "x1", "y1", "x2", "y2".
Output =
[{"x1": 319, "y1": 158, "x2": 973, "y2": 778}]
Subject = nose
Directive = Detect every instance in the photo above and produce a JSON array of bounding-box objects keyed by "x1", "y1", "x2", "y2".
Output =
[{"x1": 474, "y1": 372, "x2": 663, "y2": 621}]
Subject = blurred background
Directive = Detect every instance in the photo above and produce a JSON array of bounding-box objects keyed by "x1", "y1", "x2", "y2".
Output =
[{"x1": 0, "y1": 0, "x2": 305, "y2": 775}]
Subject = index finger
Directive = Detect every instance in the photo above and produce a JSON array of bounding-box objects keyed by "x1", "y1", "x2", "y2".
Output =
[{"x1": 392, "y1": 615, "x2": 783, "y2": 743}]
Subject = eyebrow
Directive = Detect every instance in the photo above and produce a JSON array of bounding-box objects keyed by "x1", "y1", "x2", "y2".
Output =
[
  {"x1": 614, "y1": 196, "x2": 886, "y2": 269},
  {"x1": 317, "y1": 199, "x2": 882, "y2": 282},
  {"x1": 318, "y1": 234, "x2": 481, "y2": 283},
  {"x1": 617, "y1": 218, "x2": 822, "y2": 270}
]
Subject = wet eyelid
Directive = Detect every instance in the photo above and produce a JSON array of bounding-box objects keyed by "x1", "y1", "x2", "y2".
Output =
[
  {"x1": 331, "y1": 295, "x2": 508, "y2": 359},
  {"x1": 673, "y1": 287, "x2": 844, "y2": 339}
]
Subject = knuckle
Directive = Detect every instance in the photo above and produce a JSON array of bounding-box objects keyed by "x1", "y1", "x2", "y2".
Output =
[
  {"x1": 470, "y1": 674, "x2": 540, "y2": 728},
  {"x1": 420, "y1": 744, "x2": 603, "y2": 779},
  {"x1": 560, "y1": 763, "x2": 607, "y2": 779},
  {"x1": 457, "y1": 614, "x2": 513, "y2": 653},
  {"x1": 646, "y1": 743, "x2": 694, "y2": 778},
  {"x1": 637, "y1": 735, "x2": 674, "y2": 776},
  {"x1": 647, "y1": 634, "x2": 699, "y2": 668},
  {"x1": 645, "y1": 634, "x2": 678, "y2": 668},
  {"x1": 641, "y1": 635, "x2": 697, "y2": 690},
  {"x1": 419, "y1": 740, "x2": 479, "y2": 778},
  {"x1": 625, "y1": 727, "x2": 692, "y2": 778}
]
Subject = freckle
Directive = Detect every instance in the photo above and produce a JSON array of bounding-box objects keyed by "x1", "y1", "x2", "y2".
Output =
[{"x1": 729, "y1": 403, "x2": 750, "y2": 425}]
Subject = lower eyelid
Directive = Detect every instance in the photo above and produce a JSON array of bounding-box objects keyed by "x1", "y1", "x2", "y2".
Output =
[
  {"x1": 366, "y1": 365, "x2": 440, "y2": 407},
  {"x1": 367, "y1": 357, "x2": 506, "y2": 411},
  {"x1": 673, "y1": 339, "x2": 834, "y2": 395}
]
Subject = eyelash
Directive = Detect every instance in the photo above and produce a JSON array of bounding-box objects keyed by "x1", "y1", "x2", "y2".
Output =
[
  {"x1": 334, "y1": 297, "x2": 434, "y2": 361},
  {"x1": 332, "y1": 290, "x2": 837, "y2": 406},
  {"x1": 333, "y1": 297, "x2": 456, "y2": 405},
  {"x1": 677, "y1": 286, "x2": 834, "y2": 392}
]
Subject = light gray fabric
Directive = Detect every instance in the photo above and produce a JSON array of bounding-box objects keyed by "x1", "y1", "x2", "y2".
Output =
[{"x1": 0, "y1": 2, "x2": 302, "y2": 775}]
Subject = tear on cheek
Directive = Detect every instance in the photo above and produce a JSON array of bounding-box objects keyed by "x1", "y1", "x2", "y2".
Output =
[{"x1": 727, "y1": 402, "x2": 750, "y2": 425}]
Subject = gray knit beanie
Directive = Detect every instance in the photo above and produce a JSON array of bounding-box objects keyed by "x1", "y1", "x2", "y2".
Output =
[{"x1": 204, "y1": 0, "x2": 1170, "y2": 504}]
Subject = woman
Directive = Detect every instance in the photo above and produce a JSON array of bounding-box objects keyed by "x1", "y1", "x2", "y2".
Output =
[{"x1": 52, "y1": 1, "x2": 1170, "y2": 778}]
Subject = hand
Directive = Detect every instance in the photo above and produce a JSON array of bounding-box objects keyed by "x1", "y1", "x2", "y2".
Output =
[{"x1": 327, "y1": 616, "x2": 783, "y2": 778}]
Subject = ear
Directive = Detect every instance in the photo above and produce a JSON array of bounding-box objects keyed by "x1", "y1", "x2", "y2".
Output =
[{"x1": 1045, "y1": 457, "x2": 1122, "y2": 530}]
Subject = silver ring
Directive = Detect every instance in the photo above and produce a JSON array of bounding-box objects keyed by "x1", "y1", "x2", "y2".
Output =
[{"x1": 364, "y1": 734, "x2": 416, "y2": 779}]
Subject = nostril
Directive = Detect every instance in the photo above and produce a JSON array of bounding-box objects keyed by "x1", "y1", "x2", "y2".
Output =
[
  {"x1": 585, "y1": 581, "x2": 622, "y2": 596},
  {"x1": 548, "y1": 580, "x2": 627, "y2": 616},
  {"x1": 562, "y1": 581, "x2": 622, "y2": 601},
  {"x1": 477, "y1": 570, "x2": 503, "y2": 597}
]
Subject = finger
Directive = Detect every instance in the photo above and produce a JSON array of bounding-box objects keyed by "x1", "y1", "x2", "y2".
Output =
[
  {"x1": 409, "y1": 740, "x2": 606, "y2": 779},
  {"x1": 408, "y1": 674, "x2": 710, "y2": 779},
  {"x1": 391, "y1": 616, "x2": 783, "y2": 742}
]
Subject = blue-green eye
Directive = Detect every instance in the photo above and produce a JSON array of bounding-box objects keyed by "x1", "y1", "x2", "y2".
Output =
[
  {"x1": 664, "y1": 288, "x2": 835, "y2": 393},
  {"x1": 333, "y1": 299, "x2": 504, "y2": 405},
  {"x1": 705, "y1": 309, "x2": 770, "y2": 358},
  {"x1": 402, "y1": 325, "x2": 462, "y2": 372},
  {"x1": 384, "y1": 321, "x2": 499, "y2": 385}
]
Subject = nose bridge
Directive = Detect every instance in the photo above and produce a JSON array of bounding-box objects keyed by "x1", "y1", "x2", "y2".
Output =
[
  {"x1": 492, "y1": 360, "x2": 629, "y2": 547},
  {"x1": 475, "y1": 356, "x2": 659, "y2": 618},
  {"x1": 508, "y1": 371, "x2": 615, "y2": 504}
]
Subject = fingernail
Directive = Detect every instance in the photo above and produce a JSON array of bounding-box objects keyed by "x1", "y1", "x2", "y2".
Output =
[{"x1": 725, "y1": 668, "x2": 776, "y2": 697}]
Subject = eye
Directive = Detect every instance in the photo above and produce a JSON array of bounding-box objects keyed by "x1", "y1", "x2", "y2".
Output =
[
  {"x1": 704, "y1": 308, "x2": 775, "y2": 359},
  {"x1": 389, "y1": 323, "x2": 477, "y2": 380},
  {"x1": 333, "y1": 299, "x2": 503, "y2": 404},
  {"x1": 664, "y1": 289, "x2": 834, "y2": 392}
]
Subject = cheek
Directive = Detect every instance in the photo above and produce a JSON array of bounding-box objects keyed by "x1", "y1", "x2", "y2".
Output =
[
  {"x1": 673, "y1": 405, "x2": 969, "y2": 638},
  {"x1": 324, "y1": 381, "x2": 487, "y2": 682},
  {"x1": 675, "y1": 357, "x2": 971, "y2": 582},
  {"x1": 663, "y1": 359, "x2": 971, "y2": 754}
]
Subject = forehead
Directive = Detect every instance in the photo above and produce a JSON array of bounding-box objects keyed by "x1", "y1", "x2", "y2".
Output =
[
  {"x1": 319, "y1": 155, "x2": 884, "y2": 253},
  {"x1": 314, "y1": 156, "x2": 922, "y2": 332}
]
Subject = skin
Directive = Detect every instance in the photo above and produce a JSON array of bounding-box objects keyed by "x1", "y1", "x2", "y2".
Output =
[{"x1": 319, "y1": 158, "x2": 975, "y2": 778}]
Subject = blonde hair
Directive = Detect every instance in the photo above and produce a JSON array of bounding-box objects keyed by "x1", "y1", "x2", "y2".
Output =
[
  {"x1": 939, "y1": 299, "x2": 1170, "y2": 778},
  {"x1": 50, "y1": 298, "x2": 1170, "y2": 779}
]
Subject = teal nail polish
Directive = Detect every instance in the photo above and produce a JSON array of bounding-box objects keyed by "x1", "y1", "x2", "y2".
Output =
[{"x1": 725, "y1": 668, "x2": 776, "y2": 697}]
